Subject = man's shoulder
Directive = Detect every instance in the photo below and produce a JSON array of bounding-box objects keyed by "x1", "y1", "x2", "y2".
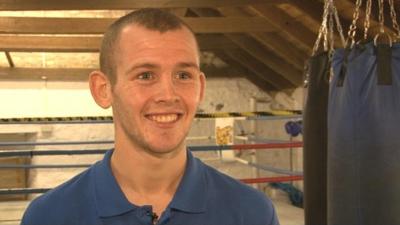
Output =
[
  {"x1": 21, "y1": 166, "x2": 96, "y2": 225},
  {"x1": 200, "y1": 160, "x2": 279, "y2": 224},
  {"x1": 201, "y1": 160, "x2": 270, "y2": 201}
]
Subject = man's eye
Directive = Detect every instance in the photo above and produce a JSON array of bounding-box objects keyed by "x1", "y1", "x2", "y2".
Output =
[
  {"x1": 176, "y1": 72, "x2": 192, "y2": 80},
  {"x1": 137, "y1": 72, "x2": 153, "y2": 80}
]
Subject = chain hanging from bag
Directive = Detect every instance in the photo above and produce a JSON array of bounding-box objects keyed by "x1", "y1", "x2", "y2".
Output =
[
  {"x1": 312, "y1": 0, "x2": 346, "y2": 56},
  {"x1": 305, "y1": 0, "x2": 345, "y2": 87},
  {"x1": 363, "y1": 0, "x2": 372, "y2": 40},
  {"x1": 346, "y1": 0, "x2": 363, "y2": 48},
  {"x1": 388, "y1": 0, "x2": 400, "y2": 40},
  {"x1": 374, "y1": 0, "x2": 393, "y2": 46}
]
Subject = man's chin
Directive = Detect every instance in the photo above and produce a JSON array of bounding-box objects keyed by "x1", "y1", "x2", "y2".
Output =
[{"x1": 145, "y1": 144, "x2": 185, "y2": 157}]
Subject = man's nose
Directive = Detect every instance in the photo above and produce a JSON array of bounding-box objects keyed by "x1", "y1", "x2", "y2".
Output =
[{"x1": 154, "y1": 76, "x2": 179, "y2": 103}]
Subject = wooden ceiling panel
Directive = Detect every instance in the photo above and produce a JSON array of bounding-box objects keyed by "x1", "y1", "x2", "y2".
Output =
[
  {"x1": 0, "y1": 17, "x2": 276, "y2": 34},
  {"x1": 0, "y1": 0, "x2": 288, "y2": 11},
  {"x1": 9, "y1": 52, "x2": 98, "y2": 68},
  {"x1": 218, "y1": 4, "x2": 309, "y2": 70},
  {"x1": 285, "y1": 0, "x2": 350, "y2": 48},
  {"x1": 224, "y1": 49, "x2": 295, "y2": 90},
  {"x1": 212, "y1": 50, "x2": 277, "y2": 91},
  {"x1": 0, "y1": 34, "x2": 240, "y2": 52},
  {"x1": 250, "y1": 32, "x2": 308, "y2": 71},
  {"x1": 225, "y1": 33, "x2": 302, "y2": 86},
  {"x1": 217, "y1": 7, "x2": 307, "y2": 79},
  {"x1": 0, "y1": 67, "x2": 92, "y2": 81},
  {"x1": 0, "y1": 0, "x2": 350, "y2": 91}
]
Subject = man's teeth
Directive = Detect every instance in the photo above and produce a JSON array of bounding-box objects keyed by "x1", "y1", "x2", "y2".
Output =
[{"x1": 149, "y1": 114, "x2": 178, "y2": 123}]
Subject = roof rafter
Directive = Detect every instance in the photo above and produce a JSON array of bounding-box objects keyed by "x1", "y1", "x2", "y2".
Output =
[
  {"x1": 225, "y1": 33, "x2": 302, "y2": 86},
  {"x1": 248, "y1": 4, "x2": 317, "y2": 53},
  {"x1": 217, "y1": 7, "x2": 307, "y2": 75},
  {"x1": 0, "y1": 17, "x2": 276, "y2": 34},
  {"x1": 212, "y1": 50, "x2": 276, "y2": 91},
  {"x1": 224, "y1": 49, "x2": 295, "y2": 90},
  {"x1": 191, "y1": 7, "x2": 302, "y2": 87},
  {"x1": 0, "y1": 0, "x2": 288, "y2": 10},
  {"x1": 0, "y1": 34, "x2": 239, "y2": 52}
]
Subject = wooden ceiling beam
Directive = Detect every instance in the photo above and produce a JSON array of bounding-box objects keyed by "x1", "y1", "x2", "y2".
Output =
[
  {"x1": 0, "y1": 34, "x2": 239, "y2": 52},
  {"x1": 200, "y1": 66, "x2": 245, "y2": 78},
  {"x1": 0, "y1": 67, "x2": 92, "y2": 81},
  {"x1": 0, "y1": 17, "x2": 276, "y2": 34},
  {"x1": 0, "y1": 0, "x2": 288, "y2": 10},
  {"x1": 0, "y1": 66, "x2": 241, "y2": 81},
  {"x1": 197, "y1": 34, "x2": 241, "y2": 50},
  {"x1": 285, "y1": 0, "x2": 326, "y2": 25},
  {"x1": 248, "y1": 4, "x2": 317, "y2": 53},
  {"x1": 217, "y1": 7, "x2": 307, "y2": 72},
  {"x1": 0, "y1": 35, "x2": 101, "y2": 52},
  {"x1": 166, "y1": 8, "x2": 188, "y2": 17},
  {"x1": 224, "y1": 49, "x2": 295, "y2": 90},
  {"x1": 4, "y1": 52, "x2": 14, "y2": 68},
  {"x1": 212, "y1": 50, "x2": 276, "y2": 91},
  {"x1": 189, "y1": 7, "x2": 295, "y2": 89},
  {"x1": 288, "y1": 0, "x2": 398, "y2": 42},
  {"x1": 250, "y1": 32, "x2": 307, "y2": 70},
  {"x1": 225, "y1": 34, "x2": 302, "y2": 86},
  {"x1": 285, "y1": 0, "x2": 353, "y2": 47}
]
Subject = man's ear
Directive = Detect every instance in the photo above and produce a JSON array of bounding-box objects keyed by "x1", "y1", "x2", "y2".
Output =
[
  {"x1": 198, "y1": 72, "x2": 206, "y2": 103},
  {"x1": 89, "y1": 70, "x2": 112, "y2": 109}
]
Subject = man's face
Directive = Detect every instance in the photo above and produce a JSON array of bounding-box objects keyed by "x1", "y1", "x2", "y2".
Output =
[{"x1": 110, "y1": 25, "x2": 205, "y2": 156}]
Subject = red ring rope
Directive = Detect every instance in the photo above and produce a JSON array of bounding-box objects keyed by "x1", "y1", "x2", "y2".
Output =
[
  {"x1": 233, "y1": 142, "x2": 303, "y2": 150},
  {"x1": 240, "y1": 175, "x2": 303, "y2": 184}
]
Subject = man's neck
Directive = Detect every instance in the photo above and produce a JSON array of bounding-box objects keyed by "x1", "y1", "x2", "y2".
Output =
[{"x1": 110, "y1": 142, "x2": 187, "y2": 209}]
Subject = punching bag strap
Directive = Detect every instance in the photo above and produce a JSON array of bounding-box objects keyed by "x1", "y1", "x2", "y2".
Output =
[
  {"x1": 336, "y1": 48, "x2": 350, "y2": 87},
  {"x1": 376, "y1": 43, "x2": 392, "y2": 85},
  {"x1": 338, "y1": 0, "x2": 363, "y2": 88},
  {"x1": 375, "y1": 0, "x2": 393, "y2": 86}
]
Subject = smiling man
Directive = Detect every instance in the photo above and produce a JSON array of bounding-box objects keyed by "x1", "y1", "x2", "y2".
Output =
[{"x1": 21, "y1": 9, "x2": 279, "y2": 225}]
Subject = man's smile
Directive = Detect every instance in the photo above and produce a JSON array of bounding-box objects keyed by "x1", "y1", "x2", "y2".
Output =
[{"x1": 145, "y1": 113, "x2": 182, "y2": 124}]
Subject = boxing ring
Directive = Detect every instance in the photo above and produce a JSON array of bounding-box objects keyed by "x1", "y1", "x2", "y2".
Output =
[{"x1": 0, "y1": 111, "x2": 304, "y2": 204}]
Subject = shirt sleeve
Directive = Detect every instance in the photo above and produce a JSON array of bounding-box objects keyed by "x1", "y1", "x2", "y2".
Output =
[
  {"x1": 20, "y1": 197, "x2": 54, "y2": 225},
  {"x1": 266, "y1": 203, "x2": 280, "y2": 225}
]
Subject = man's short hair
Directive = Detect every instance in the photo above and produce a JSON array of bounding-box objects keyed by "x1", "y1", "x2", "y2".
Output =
[{"x1": 100, "y1": 8, "x2": 197, "y2": 85}]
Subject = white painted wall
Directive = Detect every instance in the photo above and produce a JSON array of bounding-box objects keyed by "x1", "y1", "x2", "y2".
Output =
[{"x1": 0, "y1": 81, "x2": 111, "y2": 118}]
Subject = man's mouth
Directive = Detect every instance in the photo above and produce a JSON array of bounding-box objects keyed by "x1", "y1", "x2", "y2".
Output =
[{"x1": 146, "y1": 113, "x2": 181, "y2": 123}]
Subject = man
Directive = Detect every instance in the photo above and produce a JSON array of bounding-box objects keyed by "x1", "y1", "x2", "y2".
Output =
[{"x1": 21, "y1": 9, "x2": 279, "y2": 225}]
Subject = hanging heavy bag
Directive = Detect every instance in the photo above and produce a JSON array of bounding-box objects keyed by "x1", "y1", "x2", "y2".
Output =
[
  {"x1": 329, "y1": 40, "x2": 400, "y2": 225},
  {"x1": 328, "y1": 0, "x2": 400, "y2": 225},
  {"x1": 303, "y1": 1, "x2": 345, "y2": 224},
  {"x1": 303, "y1": 51, "x2": 329, "y2": 225},
  {"x1": 328, "y1": 0, "x2": 400, "y2": 222}
]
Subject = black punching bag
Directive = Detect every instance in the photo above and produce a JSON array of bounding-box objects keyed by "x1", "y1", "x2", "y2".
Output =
[
  {"x1": 303, "y1": 51, "x2": 330, "y2": 225},
  {"x1": 328, "y1": 42, "x2": 400, "y2": 225}
]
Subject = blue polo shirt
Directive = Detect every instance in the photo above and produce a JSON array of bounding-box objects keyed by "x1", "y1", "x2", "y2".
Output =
[{"x1": 21, "y1": 150, "x2": 279, "y2": 225}]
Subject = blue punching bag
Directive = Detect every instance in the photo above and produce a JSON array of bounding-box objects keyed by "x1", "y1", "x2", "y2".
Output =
[{"x1": 328, "y1": 42, "x2": 400, "y2": 225}]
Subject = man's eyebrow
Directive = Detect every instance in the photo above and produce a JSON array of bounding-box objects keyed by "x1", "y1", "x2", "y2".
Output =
[
  {"x1": 125, "y1": 63, "x2": 159, "y2": 75},
  {"x1": 125, "y1": 62, "x2": 199, "y2": 75},
  {"x1": 176, "y1": 62, "x2": 199, "y2": 69}
]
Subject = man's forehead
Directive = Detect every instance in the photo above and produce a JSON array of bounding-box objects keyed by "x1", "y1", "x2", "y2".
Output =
[
  {"x1": 119, "y1": 24, "x2": 195, "y2": 42},
  {"x1": 115, "y1": 24, "x2": 200, "y2": 61}
]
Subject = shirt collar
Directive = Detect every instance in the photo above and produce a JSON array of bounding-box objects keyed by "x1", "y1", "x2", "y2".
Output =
[
  {"x1": 168, "y1": 151, "x2": 207, "y2": 213},
  {"x1": 93, "y1": 150, "x2": 136, "y2": 217},
  {"x1": 93, "y1": 149, "x2": 207, "y2": 217}
]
